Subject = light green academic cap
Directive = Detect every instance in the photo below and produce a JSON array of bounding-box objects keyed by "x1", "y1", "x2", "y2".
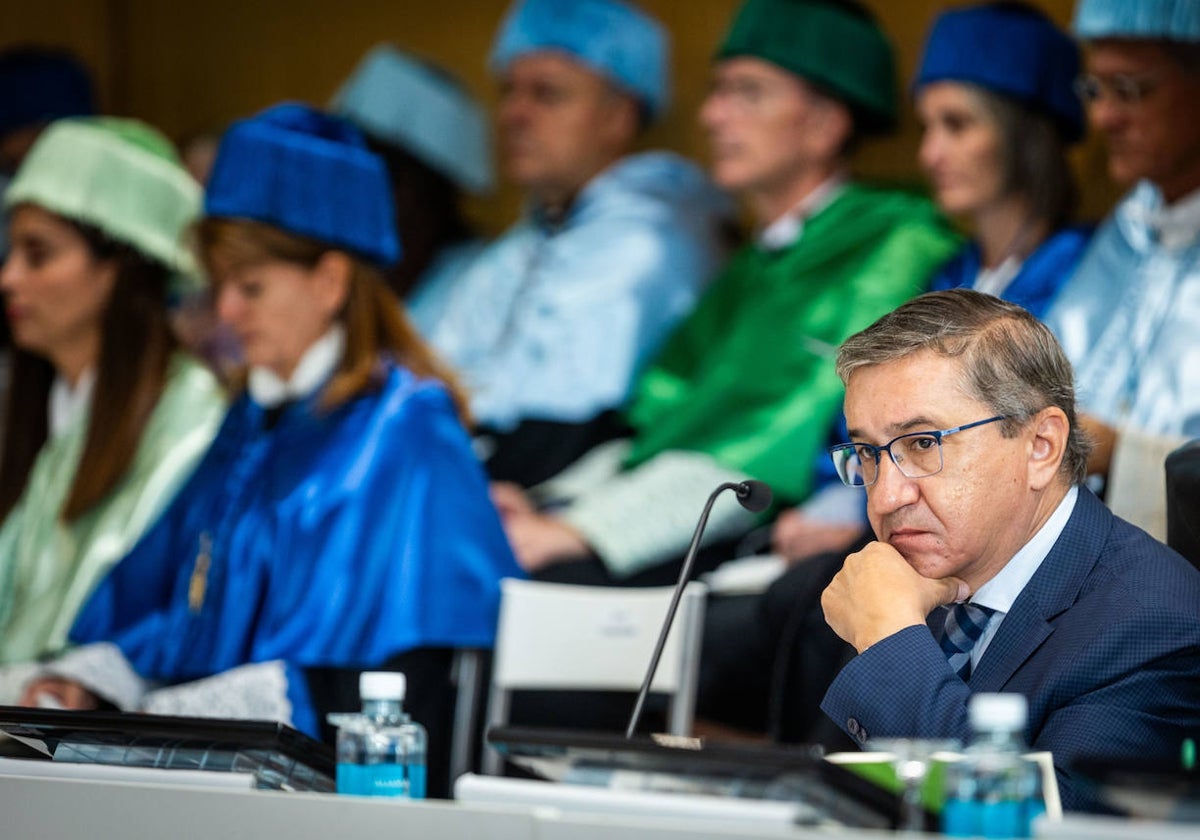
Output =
[{"x1": 5, "y1": 117, "x2": 203, "y2": 291}]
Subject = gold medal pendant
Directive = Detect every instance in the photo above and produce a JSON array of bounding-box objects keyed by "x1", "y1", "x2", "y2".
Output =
[{"x1": 189, "y1": 532, "x2": 212, "y2": 614}]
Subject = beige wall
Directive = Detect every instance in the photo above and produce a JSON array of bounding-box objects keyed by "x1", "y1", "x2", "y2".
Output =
[{"x1": 4, "y1": 0, "x2": 1121, "y2": 232}]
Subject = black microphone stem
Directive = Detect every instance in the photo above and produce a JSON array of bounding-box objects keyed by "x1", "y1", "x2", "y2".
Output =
[{"x1": 624, "y1": 482, "x2": 741, "y2": 739}]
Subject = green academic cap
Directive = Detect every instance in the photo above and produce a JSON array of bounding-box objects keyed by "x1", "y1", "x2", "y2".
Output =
[
  {"x1": 716, "y1": 0, "x2": 898, "y2": 135},
  {"x1": 5, "y1": 117, "x2": 203, "y2": 291}
]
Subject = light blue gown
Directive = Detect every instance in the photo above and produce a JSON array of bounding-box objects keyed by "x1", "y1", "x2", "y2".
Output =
[
  {"x1": 1045, "y1": 182, "x2": 1200, "y2": 436},
  {"x1": 426, "y1": 151, "x2": 732, "y2": 431},
  {"x1": 406, "y1": 239, "x2": 488, "y2": 337}
]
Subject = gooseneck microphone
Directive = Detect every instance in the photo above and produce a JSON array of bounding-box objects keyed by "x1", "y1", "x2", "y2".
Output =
[{"x1": 624, "y1": 480, "x2": 773, "y2": 739}]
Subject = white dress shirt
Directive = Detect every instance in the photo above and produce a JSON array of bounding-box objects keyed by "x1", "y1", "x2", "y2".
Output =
[{"x1": 968, "y1": 485, "x2": 1079, "y2": 667}]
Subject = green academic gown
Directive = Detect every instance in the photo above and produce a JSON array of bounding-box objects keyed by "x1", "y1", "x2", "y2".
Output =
[
  {"x1": 626, "y1": 183, "x2": 959, "y2": 504},
  {"x1": 0, "y1": 354, "x2": 224, "y2": 663}
]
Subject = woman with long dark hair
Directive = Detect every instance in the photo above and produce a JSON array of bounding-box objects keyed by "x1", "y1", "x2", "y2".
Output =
[{"x1": 0, "y1": 118, "x2": 223, "y2": 667}]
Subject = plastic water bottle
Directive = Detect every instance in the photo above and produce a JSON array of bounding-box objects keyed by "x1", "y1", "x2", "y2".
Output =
[
  {"x1": 943, "y1": 693, "x2": 1045, "y2": 838},
  {"x1": 329, "y1": 671, "x2": 427, "y2": 799}
]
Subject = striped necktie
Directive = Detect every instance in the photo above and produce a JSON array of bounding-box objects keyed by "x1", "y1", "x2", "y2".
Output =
[{"x1": 939, "y1": 602, "x2": 997, "y2": 680}]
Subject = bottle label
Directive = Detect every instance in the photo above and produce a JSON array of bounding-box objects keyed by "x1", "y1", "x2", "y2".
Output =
[
  {"x1": 943, "y1": 798, "x2": 1037, "y2": 838},
  {"x1": 407, "y1": 763, "x2": 427, "y2": 800},
  {"x1": 943, "y1": 798, "x2": 980, "y2": 837},
  {"x1": 337, "y1": 763, "x2": 417, "y2": 798}
]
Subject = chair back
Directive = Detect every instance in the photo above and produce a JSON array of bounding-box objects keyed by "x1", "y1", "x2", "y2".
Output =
[
  {"x1": 482, "y1": 578, "x2": 707, "y2": 774},
  {"x1": 1166, "y1": 439, "x2": 1200, "y2": 571}
]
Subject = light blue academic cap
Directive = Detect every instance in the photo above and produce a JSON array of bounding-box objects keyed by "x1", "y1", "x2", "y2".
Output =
[
  {"x1": 1074, "y1": 0, "x2": 1200, "y2": 41},
  {"x1": 332, "y1": 45, "x2": 494, "y2": 195},
  {"x1": 489, "y1": 0, "x2": 670, "y2": 120}
]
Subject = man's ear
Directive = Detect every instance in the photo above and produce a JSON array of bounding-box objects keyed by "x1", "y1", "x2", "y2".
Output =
[
  {"x1": 310, "y1": 250, "x2": 353, "y2": 321},
  {"x1": 1028, "y1": 406, "x2": 1070, "y2": 490},
  {"x1": 600, "y1": 89, "x2": 641, "y2": 153},
  {"x1": 802, "y1": 95, "x2": 853, "y2": 162}
]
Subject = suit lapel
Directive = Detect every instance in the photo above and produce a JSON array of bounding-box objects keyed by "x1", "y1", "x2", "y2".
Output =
[{"x1": 970, "y1": 489, "x2": 1113, "y2": 691}]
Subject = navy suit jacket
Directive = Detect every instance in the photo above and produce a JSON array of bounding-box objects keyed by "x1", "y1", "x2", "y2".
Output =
[{"x1": 820, "y1": 488, "x2": 1200, "y2": 811}]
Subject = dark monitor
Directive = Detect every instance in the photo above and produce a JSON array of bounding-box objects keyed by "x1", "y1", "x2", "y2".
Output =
[
  {"x1": 0, "y1": 706, "x2": 335, "y2": 792},
  {"x1": 486, "y1": 724, "x2": 918, "y2": 830},
  {"x1": 1072, "y1": 756, "x2": 1200, "y2": 824}
]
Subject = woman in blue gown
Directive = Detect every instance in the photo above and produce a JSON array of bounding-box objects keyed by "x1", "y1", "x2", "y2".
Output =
[
  {"x1": 915, "y1": 1, "x2": 1092, "y2": 319},
  {"x1": 17, "y1": 105, "x2": 523, "y2": 790}
]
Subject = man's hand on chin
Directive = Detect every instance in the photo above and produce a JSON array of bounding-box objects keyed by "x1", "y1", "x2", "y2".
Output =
[{"x1": 821, "y1": 540, "x2": 969, "y2": 653}]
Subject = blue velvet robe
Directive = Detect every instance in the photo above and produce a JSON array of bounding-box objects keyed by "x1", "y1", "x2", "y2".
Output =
[
  {"x1": 69, "y1": 361, "x2": 523, "y2": 735},
  {"x1": 930, "y1": 224, "x2": 1093, "y2": 320}
]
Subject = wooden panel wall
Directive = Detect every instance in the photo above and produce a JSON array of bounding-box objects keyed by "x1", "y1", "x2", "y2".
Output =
[{"x1": 2, "y1": 0, "x2": 1121, "y2": 232}]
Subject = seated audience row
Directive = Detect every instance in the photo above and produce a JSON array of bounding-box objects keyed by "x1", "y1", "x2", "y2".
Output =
[
  {"x1": 699, "y1": 0, "x2": 1097, "y2": 737},
  {"x1": 0, "y1": 0, "x2": 1196, "y2": 809},
  {"x1": 493, "y1": 0, "x2": 958, "y2": 584},
  {"x1": 0, "y1": 106, "x2": 522, "y2": 798}
]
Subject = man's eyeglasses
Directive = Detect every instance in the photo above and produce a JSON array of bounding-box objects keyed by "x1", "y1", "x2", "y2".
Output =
[
  {"x1": 1073, "y1": 73, "x2": 1160, "y2": 107},
  {"x1": 829, "y1": 415, "x2": 1008, "y2": 488}
]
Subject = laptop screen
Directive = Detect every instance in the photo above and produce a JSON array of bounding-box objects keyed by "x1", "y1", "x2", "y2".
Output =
[
  {"x1": 486, "y1": 724, "x2": 911, "y2": 830},
  {"x1": 0, "y1": 706, "x2": 334, "y2": 792}
]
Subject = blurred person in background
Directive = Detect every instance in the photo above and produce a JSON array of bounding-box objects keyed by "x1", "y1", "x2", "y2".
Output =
[
  {"x1": 0, "y1": 117, "x2": 223, "y2": 672},
  {"x1": 427, "y1": 0, "x2": 733, "y2": 488},
  {"x1": 11, "y1": 104, "x2": 522, "y2": 798},
  {"x1": 1045, "y1": 0, "x2": 1200, "y2": 538},
  {"x1": 0, "y1": 47, "x2": 97, "y2": 446},
  {"x1": 333, "y1": 44, "x2": 494, "y2": 334},
  {"x1": 918, "y1": 1, "x2": 1091, "y2": 318},
  {"x1": 495, "y1": 0, "x2": 957, "y2": 588},
  {"x1": 0, "y1": 47, "x2": 95, "y2": 256}
]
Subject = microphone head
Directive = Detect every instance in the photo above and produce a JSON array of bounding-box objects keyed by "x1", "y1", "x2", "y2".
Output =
[{"x1": 735, "y1": 480, "x2": 772, "y2": 513}]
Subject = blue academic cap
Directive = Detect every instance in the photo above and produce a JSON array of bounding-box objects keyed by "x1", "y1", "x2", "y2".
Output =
[
  {"x1": 1074, "y1": 0, "x2": 1200, "y2": 42},
  {"x1": 332, "y1": 45, "x2": 494, "y2": 195},
  {"x1": 0, "y1": 47, "x2": 95, "y2": 137},
  {"x1": 489, "y1": 0, "x2": 670, "y2": 120},
  {"x1": 915, "y1": 3, "x2": 1085, "y2": 143},
  {"x1": 205, "y1": 103, "x2": 401, "y2": 267}
]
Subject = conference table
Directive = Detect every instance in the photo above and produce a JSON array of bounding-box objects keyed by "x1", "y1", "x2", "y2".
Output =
[{"x1": 0, "y1": 764, "x2": 1191, "y2": 840}]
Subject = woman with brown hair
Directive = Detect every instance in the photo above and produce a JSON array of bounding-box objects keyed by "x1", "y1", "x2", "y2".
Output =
[
  {"x1": 17, "y1": 105, "x2": 521, "y2": 794},
  {"x1": 915, "y1": 1, "x2": 1091, "y2": 318},
  {"x1": 0, "y1": 118, "x2": 223, "y2": 668}
]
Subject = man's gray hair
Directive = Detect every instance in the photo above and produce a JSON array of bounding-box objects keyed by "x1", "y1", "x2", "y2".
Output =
[{"x1": 836, "y1": 289, "x2": 1092, "y2": 484}]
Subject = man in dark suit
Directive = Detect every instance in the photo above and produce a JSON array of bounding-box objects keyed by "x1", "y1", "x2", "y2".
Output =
[{"x1": 819, "y1": 289, "x2": 1200, "y2": 811}]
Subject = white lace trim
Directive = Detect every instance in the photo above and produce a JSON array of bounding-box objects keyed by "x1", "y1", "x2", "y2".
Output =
[
  {"x1": 42, "y1": 642, "x2": 150, "y2": 710},
  {"x1": 0, "y1": 661, "x2": 46, "y2": 706},
  {"x1": 139, "y1": 660, "x2": 294, "y2": 726}
]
